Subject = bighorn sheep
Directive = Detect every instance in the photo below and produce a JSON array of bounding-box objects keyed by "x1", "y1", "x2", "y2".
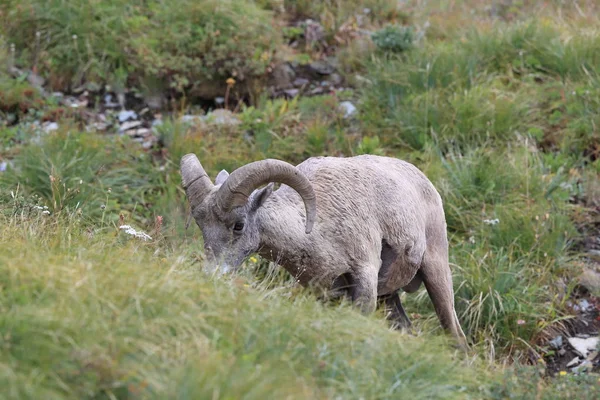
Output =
[{"x1": 181, "y1": 154, "x2": 467, "y2": 347}]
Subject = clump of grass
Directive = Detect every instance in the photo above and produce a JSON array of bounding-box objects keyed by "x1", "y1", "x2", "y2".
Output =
[
  {"x1": 360, "y1": 20, "x2": 600, "y2": 152},
  {"x1": 0, "y1": 128, "x2": 171, "y2": 227}
]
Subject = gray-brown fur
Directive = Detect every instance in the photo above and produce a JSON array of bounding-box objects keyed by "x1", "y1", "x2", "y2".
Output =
[{"x1": 181, "y1": 153, "x2": 468, "y2": 348}]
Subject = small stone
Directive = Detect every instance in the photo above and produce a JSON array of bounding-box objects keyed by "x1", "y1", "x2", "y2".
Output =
[
  {"x1": 118, "y1": 110, "x2": 138, "y2": 122},
  {"x1": 566, "y1": 357, "x2": 581, "y2": 368},
  {"x1": 558, "y1": 349, "x2": 567, "y2": 356},
  {"x1": 578, "y1": 268, "x2": 600, "y2": 295},
  {"x1": 127, "y1": 128, "x2": 151, "y2": 137},
  {"x1": 578, "y1": 299, "x2": 592, "y2": 312},
  {"x1": 144, "y1": 94, "x2": 164, "y2": 110},
  {"x1": 119, "y1": 120, "x2": 142, "y2": 132},
  {"x1": 549, "y1": 335, "x2": 563, "y2": 350},
  {"x1": 205, "y1": 109, "x2": 241, "y2": 126},
  {"x1": 309, "y1": 87, "x2": 324, "y2": 96},
  {"x1": 91, "y1": 122, "x2": 108, "y2": 131},
  {"x1": 271, "y1": 63, "x2": 296, "y2": 89},
  {"x1": 327, "y1": 73, "x2": 343, "y2": 86},
  {"x1": 43, "y1": 122, "x2": 59, "y2": 133},
  {"x1": 27, "y1": 72, "x2": 45, "y2": 88},
  {"x1": 309, "y1": 60, "x2": 335, "y2": 75},
  {"x1": 284, "y1": 89, "x2": 299, "y2": 98},
  {"x1": 85, "y1": 81, "x2": 101, "y2": 92},
  {"x1": 180, "y1": 115, "x2": 203, "y2": 124},
  {"x1": 572, "y1": 360, "x2": 593, "y2": 373},
  {"x1": 339, "y1": 101, "x2": 357, "y2": 118},
  {"x1": 293, "y1": 78, "x2": 310, "y2": 87}
]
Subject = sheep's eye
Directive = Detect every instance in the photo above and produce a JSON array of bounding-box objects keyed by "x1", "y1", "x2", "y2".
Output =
[{"x1": 233, "y1": 222, "x2": 244, "y2": 232}]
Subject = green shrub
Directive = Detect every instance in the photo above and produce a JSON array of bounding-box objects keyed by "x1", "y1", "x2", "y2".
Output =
[{"x1": 0, "y1": 0, "x2": 280, "y2": 96}]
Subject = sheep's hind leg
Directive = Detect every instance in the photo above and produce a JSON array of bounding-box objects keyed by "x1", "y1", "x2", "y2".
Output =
[
  {"x1": 421, "y1": 247, "x2": 468, "y2": 350},
  {"x1": 378, "y1": 292, "x2": 412, "y2": 331}
]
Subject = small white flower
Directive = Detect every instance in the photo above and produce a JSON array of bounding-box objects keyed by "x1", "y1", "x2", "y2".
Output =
[
  {"x1": 483, "y1": 218, "x2": 500, "y2": 225},
  {"x1": 119, "y1": 225, "x2": 152, "y2": 241},
  {"x1": 42, "y1": 210, "x2": 50, "y2": 215}
]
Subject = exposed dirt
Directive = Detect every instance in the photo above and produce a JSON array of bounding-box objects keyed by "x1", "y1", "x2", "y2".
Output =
[{"x1": 541, "y1": 284, "x2": 600, "y2": 376}]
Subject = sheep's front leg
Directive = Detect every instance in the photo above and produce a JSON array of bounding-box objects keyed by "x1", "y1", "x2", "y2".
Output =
[{"x1": 350, "y1": 266, "x2": 379, "y2": 314}]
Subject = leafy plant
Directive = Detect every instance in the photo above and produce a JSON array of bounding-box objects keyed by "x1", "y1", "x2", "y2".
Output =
[{"x1": 372, "y1": 25, "x2": 415, "y2": 53}]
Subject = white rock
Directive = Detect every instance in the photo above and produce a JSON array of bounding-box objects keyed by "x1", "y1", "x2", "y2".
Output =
[
  {"x1": 118, "y1": 110, "x2": 138, "y2": 122},
  {"x1": 339, "y1": 101, "x2": 357, "y2": 118},
  {"x1": 567, "y1": 336, "x2": 599, "y2": 358},
  {"x1": 207, "y1": 109, "x2": 241, "y2": 126},
  {"x1": 119, "y1": 120, "x2": 143, "y2": 132},
  {"x1": 566, "y1": 357, "x2": 581, "y2": 368},
  {"x1": 572, "y1": 360, "x2": 593, "y2": 373},
  {"x1": 43, "y1": 122, "x2": 59, "y2": 133},
  {"x1": 180, "y1": 115, "x2": 203, "y2": 123},
  {"x1": 104, "y1": 94, "x2": 120, "y2": 108}
]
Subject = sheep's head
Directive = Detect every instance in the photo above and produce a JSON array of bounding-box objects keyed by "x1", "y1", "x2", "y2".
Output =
[{"x1": 180, "y1": 154, "x2": 317, "y2": 274}]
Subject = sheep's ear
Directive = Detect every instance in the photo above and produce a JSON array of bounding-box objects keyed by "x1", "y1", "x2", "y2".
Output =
[
  {"x1": 248, "y1": 183, "x2": 274, "y2": 212},
  {"x1": 215, "y1": 169, "x2": 229, "y2": 186}
]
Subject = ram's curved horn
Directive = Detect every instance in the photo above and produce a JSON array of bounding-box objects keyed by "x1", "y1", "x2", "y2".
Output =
[
  {"x1": 215, "y1": 159, "x2": 316, "y2": 233},
  {"x1": 180, "y1": 154, "x2": 214, "y2": 213}
]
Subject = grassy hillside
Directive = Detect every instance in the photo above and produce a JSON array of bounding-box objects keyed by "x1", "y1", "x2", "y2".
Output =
[{"x1": 1, "y1": 0, "x2": 600, "y2": 398}]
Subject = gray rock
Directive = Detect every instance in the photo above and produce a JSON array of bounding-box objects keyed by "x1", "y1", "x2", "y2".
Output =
[
  {"x1": 578, "y1": 268, "x2": 600, "y2": 295},
  {"x1": 327, "y1": 73, "x2": 343, "y2": 86},
  {"x1": 91, "y1": 122, "x2": 108, "y2": 131},
  {"x1": 309, "y1": 60, "x2": 335, "y2": 75},
  {"x1": 558, "y1": 348, "x2": 567, "y2": 356},
  {"x1": 145, "y1": 94, "x2": 164, "y2": 110},
  {"x1": 181, "y1": 109, "x2": 241, "y2": 127},
  {"x1": 207, "y1": 109, "x2": 241, "y2": 126},
  {"x1": 284, "y1": 89, "x2": 300, "y2": 98},
  {"x1": 27, "y1": 72, "x2": 45, "y2": 89},
  {"x1": 549, "y1": 335, "x2": 563, "y2": 350},
  {"x1": 309, "y1": 87, "x2": 324, "y2": 96},
  {"x1": 180, "y1": 115, "x2": 203, "y2": 124},
  {"x1": 293, "y1": 78, "x2": 310, "y2": 87},
  {"x1": 271, "y1": 63, "x2": 296, "y2": 89},
  {"x1": 304, "y1": 19, "x2": 325, "y2": 46}
]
